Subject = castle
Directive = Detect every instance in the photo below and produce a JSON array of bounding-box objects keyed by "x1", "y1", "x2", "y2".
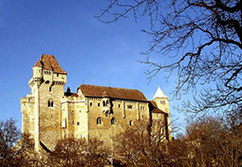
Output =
[{"x1": 21, "y1": 54, "x2": 171, "y2": 152}]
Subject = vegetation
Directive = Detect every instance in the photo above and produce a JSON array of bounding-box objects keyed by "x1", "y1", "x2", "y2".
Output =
[
  {"x1": 97, "y1": 0, "x2": 241, "y2": 120},
  {"x1": 1, "y1": 116, "x2": 241, "y2": 166},
  {"x1": 114, "y1": 116, "x2": 241, "y2": 167},
  {"x1": 48, "y1": 137, "x2": 109, "y2": 167}
]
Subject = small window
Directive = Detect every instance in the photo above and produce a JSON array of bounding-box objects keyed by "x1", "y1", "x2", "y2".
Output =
[
  {"x1": 90, "y1": 102, "x2": 92, "y2": 106},
  {"x1": 96, "y1": 117, "x2": 102, "y2": 125},
  {"x1": 141, "y1": 106, "x2": 144, "y2": 110},
  {"x1": 111, "y1": 118, "x2": 116, "y2": 125},
  {"x1": 118, "y1": 104, "x2": 121, "y2": 108},
  {"x1": 103, "y1": 101, "x2": 106, "y2": 106},
  {"x1": 49, "y1": 87, "x2": 52, "y2": 92},
  {"x1": 127, "y1": 105, "x2": 132, "y2": 109},
  {"x1": 48, "y1": 100, "x2": 53, "y2": 107},
  {"x1": 57, "y1": 73, "x2": 59, "y2": 77},
  {"x1": 97, "y1": 103, "x2": 100, "y2": 107},
  {"x1": 129, "y1": 120, "x2": 133, "y2": 126},
  {"x1": 79, "y1": 109, "x2": 81, "y2": 113},
  {"x1": 51, "y1": 114, "x2": 53, "y2": 119},
  {"x1": 160, "y1": 100, "x2": 166, "y2": 104},
  {"x1": 77, "y1": 122, "x2": 80, "y2": 126}
]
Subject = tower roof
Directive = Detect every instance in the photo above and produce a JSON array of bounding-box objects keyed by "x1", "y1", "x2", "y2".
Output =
[
  {"x1": 33, "y1": 54, "x2": 67, "y2": 75},
  {"x1": 78, "y1": 84, "x2": 148, "y2": 101},
  {"x1": 153, "y1": 86, "x2": 167, "y2": 99}
]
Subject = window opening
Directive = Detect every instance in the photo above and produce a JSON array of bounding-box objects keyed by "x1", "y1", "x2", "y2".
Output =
[
  {"x1": 48, "y1": 100, "x2": 53, "y2": 107},
  {"x1": 111, "y1": 118, "x2": 116, "y2": 125},
  {"x1": 127, "y1": 105, "x2": 132, "y2": 109},
  {"x1": 96, "y1": 117, "x2": 102, "y2": 125},
  {"x1": 103, "y1": 101, "x2": 106, "y2": 106}
]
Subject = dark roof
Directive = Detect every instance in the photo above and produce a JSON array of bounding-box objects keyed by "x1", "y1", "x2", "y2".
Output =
[
  {"x1": 149, "y1": 101, "x2": 167, "y2": 114},
  {"x1": 33, "y1": 54, "x2": 67, "y2": 74},
  {"x1": 78, "y1": 84, "x2": 148, "y2": 101}
]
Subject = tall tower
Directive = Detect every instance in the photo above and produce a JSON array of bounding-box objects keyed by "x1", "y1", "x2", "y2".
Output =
[
  {"x1": 152, "y1": 86, "x2": 172, "y2": 140},
  {"x1": 24, "y1": 54, "x2": 67, "y2": 151}
]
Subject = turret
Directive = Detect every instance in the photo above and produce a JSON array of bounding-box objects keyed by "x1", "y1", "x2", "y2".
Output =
[
  {"x1": 152, "y1": 86, "x2": 169, "y2": 115},
  {"x1": 152, "y1": 86, "x2": 172, "y2": 140},
  {"x1": 32, "y1": 60, "x2": 43, "y2": 79}
]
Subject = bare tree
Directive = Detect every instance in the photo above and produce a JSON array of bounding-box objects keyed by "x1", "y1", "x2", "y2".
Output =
[
  {"x1": 0, "y1": 119, "x2": 42, "y2": 167},
  {"x1": 114, "y1": 119, "x2": 171, "y2": 167},
  {"x1": 171, "y1": 116, "x2": 242, "y2": 167},
  {"x1": 0, "y1": 118, "x2": 21, "y2": 166},
  {"x1": 97, "y1": 0, "x2": 241, "y2": 120},
  {"x1": 48, "y1": 137, "x2": 109, "y2": 167}
]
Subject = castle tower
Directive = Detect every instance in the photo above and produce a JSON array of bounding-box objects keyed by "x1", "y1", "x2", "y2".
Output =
[
  {"x1": 23, "y1": 54, "x2": 67, "y2": 151},
  {"x1": 152, "y1": 86, "x2": 172, "y2": 140},
  {"x1": 153, "y1": 86, "x2": 169, "y2": 113}
]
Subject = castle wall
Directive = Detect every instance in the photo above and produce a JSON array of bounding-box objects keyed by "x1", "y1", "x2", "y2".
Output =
[
  {"x1": 86, "y1": 97, "x2": 149, "y2": 150},
  {"x1": 21, "y1": 96, "x2": 35, "y2": 136},
  {"x1": 38, "y1": 80, "x2": 64, "y2": 149}
]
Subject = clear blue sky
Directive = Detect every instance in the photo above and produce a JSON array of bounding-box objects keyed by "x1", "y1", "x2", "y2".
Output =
[{"x1": 0, "y1": 0, "x2": 185, "y2": 132}]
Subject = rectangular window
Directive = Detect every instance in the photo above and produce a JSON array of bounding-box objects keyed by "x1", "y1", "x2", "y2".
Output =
[
  {"x1": 141, "y1": 106, "x2": 145, "y2": 110},
  {"x1": 97, "y1": 103, "x2": 100, "y2": 107},
  {"x1": 127, "y1": 105, "x2": 133, "y2": 109},
  {"x1": 90, "y1": 102, "x2": 92, "y2": 106},
  {"x1": 118, "y1": 104, "x2": 121, "y2": 108},
  {"x1": 77, "y1": 122, "x2": 80, "y2": 126}
]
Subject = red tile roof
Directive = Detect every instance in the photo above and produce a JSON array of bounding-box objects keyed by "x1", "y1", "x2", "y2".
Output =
[
  {"x1": 150, "y1": 101, "x2": 166, "y2": 114},
  {"x1": 78, "y1": 84, "x2": 148, "y2": 101},
  {"x1": 33, "y1": 54, "x2": 67, "y2": 74}
]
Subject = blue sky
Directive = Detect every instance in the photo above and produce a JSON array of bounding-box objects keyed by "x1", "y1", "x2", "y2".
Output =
[{"x1": 0, "y1": 0, "x2": 185, "y2": 132}]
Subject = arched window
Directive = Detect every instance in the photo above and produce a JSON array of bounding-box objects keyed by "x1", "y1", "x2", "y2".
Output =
[
  {"x1": 48, "y1": 99, "x2": 53, "y2": 107},
  {"x1": 96, "y1": 117, "x2": 102, "y2": 125},
  {"x1": 111, "y1": 118, "x2": 116, "y2": 125}
]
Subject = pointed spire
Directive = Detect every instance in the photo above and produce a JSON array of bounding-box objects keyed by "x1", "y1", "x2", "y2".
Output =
[{"x1": 153, "y1": 86, "x2": 167, "y2": 99}]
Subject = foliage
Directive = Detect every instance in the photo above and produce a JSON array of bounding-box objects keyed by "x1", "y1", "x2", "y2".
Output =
[{"x1": 97, "y1": 0, "x2": 242, "y2": 119}]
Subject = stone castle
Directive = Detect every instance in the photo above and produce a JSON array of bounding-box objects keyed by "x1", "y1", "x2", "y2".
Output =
[{"x1": 21, "y1": 54, "x2": 171, "y2": 152}]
